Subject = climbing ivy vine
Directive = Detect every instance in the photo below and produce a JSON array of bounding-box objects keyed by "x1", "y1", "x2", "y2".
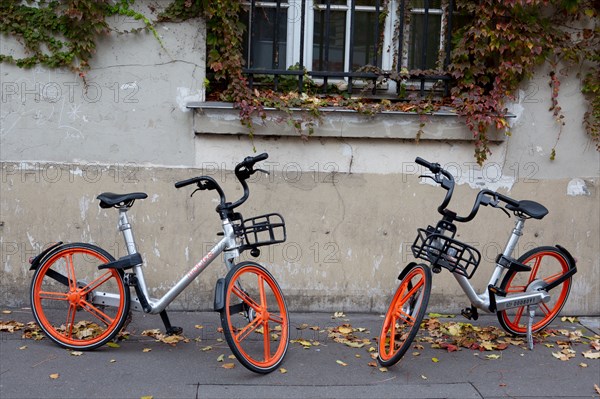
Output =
[
  {"x1": 0, "y1": 0, "x2": 157, "y2": 74},
  {"x1": 1, "y1": 0, "x2": 598, "y2": 163}
]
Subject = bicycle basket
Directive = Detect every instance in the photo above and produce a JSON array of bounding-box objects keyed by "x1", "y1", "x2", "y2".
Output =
[
  {"x1": 411, "y1": 224, "x2": 481, "y2": 279},
  {"x1": 240, "y1": 213, "x2": 286, "y2": 249}
]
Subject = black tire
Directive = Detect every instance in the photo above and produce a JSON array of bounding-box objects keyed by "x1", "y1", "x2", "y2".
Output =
[
  {"x1": 497, "y1": 246, "x2": 574, "y2": 335},
  {"x1": 378, "y1": 263, "x2": 431, "y2": 367},
  {"x1": 30, "y1": 243, "x2": 130, "y2": 350},
  {"x1": 219, "y1": 261, "x2": 289, "y2": 374}
]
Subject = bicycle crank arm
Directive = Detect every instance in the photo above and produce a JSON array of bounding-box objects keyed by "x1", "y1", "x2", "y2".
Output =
[{"x1": 494, "y1": 291, "x2": 550, "y2": 312}]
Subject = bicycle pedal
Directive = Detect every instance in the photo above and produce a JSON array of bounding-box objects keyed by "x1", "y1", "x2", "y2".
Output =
[
  {"x1": 488, "y1": 285, "x2": 507, "y2": 297},
  {"x1": 166, "y1": 326, "x2": 183, "y2": 336},
  {"x1": 460, "y1": 306, "x2": 479, "y2": 320}
]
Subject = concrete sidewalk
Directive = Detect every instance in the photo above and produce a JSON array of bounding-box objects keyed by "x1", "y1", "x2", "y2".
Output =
[{"x1": 1, "y1": 308, "x2": 599, "y2": 399}]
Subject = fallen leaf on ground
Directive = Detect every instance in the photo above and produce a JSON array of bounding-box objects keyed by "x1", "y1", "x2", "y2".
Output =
[
  {"x1": 0, "y1": 321, "x2": 24, "y2": 332},
  {"x1": 217, "y1": 354, "x2": 225, "y2": 362},
  {"x1": 579, "y1": 362, "x2": 588, "y2": 368},
  {"x1": 561, "y1": 316, "x2": 578, "y2": 323},
  {"x1": 70, "y1": 351, "x2": 83, "y2": 356},
  {"x1": 142, "y1": 348, "x2": 152, "y2": 353},
  {"x1": 19, "y1": 345, "x2": 27, "y2": 350},
  {"x1": 222, "y1": 363, "x2": 235, "y2": 369},
  {"x1": 202, "y1": 346, "x2": 212, "y2": 351},
  {"x1": 336, "y1": 360, "x2": 347, "y2": 366},
  {"x1": 431, "y1": 357, "x2": 439, "y2": 363},
  {"x1": 594, "y1": 384, "x2": 600, "y2": 395},
  {"x1": 379, "y1": 367, "x2": 388, "y2": 372},
  {"x1": 106, "y1": 342, "x2": 120, "y2": 348},
  {"x1": 485, "y1": 354, "x2": 501, "y2": 360},
  {"x1": 49, "y1": 373, "x2": 59, "y2": 379},
  {"x1": 421, "y1": 375, "x2": 427, "y2": 380},
  {"x1": 2, "y1": 310, "x2": 12, "y2": 314},
  {"x1": 582, "y1": 350, "x2": 600, "y2": 359},
  {"x1": 279, "y1": 368, "x2": 287, "y2": 374}
]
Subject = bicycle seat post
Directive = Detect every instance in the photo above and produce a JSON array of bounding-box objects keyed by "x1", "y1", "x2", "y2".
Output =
[{"x1": 118, "y1": 208, "x2": 138, "y2": 255}]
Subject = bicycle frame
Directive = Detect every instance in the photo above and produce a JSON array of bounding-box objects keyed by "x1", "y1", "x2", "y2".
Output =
[
  {"x1": 93, "y1": 208, "x2": 240, "y2": 315},
  {"x1": 452, "y1": 216, "x2": 550, "y2": 314}
]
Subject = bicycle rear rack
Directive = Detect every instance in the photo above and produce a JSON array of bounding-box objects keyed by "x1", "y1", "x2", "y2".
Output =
[{"x1": 411, "y1": 222, "x2": 481, "y2": 279}]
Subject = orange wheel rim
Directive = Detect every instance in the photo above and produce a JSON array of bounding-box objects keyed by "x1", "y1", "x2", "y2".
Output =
[
  {"x1": 225, "y1": 266, "x2": 288, "y2": 368},
  {"x1": 33, "y1": 248, "x2": 126, "y2": 347},
  {"x1": 379, "y1": 267, "x2": 425, "y2": 361},
  {"x1": 502, "y1": 250, "x2": 570, "y2": 332}
]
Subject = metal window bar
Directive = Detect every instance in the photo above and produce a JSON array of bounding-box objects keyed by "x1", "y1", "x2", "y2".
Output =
[{"x1": 241, "y1": 0, "x2": 453, "y2": 97}]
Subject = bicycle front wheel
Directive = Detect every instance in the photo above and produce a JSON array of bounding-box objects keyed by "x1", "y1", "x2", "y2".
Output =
[
  {"x1": 30, "y1": 243, "x2": 130, "y2": 350},
  {"x1": 378, "y1": 263, "x2": 431, "y2": 367},
  {"x1": 497, "y1": 246, "x2": 574, "y2": 335},
  {"x1": 220, "y1": 261, "x2": 289, "y2": 374}
]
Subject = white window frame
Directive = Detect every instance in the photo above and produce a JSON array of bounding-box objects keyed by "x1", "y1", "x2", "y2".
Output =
[{"x1": 244, "y1": 0, "x2": 450, "y2": 95}]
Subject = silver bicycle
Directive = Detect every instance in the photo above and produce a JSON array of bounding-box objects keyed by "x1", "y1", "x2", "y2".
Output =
[
  {"x1": 378, "y1": 157, "x2": 577, "y2": 367},
  {"x1": 29, "y1": 153, "x2": 290, "y2": 374}
]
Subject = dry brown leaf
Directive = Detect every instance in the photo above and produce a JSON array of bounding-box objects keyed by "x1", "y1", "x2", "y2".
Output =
[
  {"x1": 222, "y1": 363, "x2": 235, "y2": 369},
  {"x1": 142, "y1": 348, "x2": 152, "y2": 353},
  {"x1": 582, "y1": 350, "x2": 600, "y2": 359},
  {"x1": 336, "y1": 360, "x2": 347, "y2": 366},
  {"x1": 279, "y1": 367, "x2": 287, "y2": 374},
  {"x1": 49, "y1": 373, "x2": 59, "y2": 379}
]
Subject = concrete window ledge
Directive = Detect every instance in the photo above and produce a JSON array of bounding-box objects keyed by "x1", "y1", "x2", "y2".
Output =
[{"x1": 187, "y1": 101, "x2": 508, "y2": 142}]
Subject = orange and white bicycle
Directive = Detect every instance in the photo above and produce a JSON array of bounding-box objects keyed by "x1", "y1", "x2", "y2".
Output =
[
  {"x1": 29, "y1": 153, "x2": 290, "y2": 374},
  {"x1": 378, "y1": 157, "x2": 577, "y2": 367}
]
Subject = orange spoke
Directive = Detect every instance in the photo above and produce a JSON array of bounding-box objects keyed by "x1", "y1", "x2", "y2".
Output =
[
  {"x1": 262, "y1": 320, "x2": 271, "y2": 361},
  {"x1": 232, "y1": 285, "x2": 262, "y2": 313},
  {"x1": 65, "y1": 254, "x2": 77, "y2": 291},
  {"x1": 65, "y1": 304, "x2": 77, "y2": 338},
  {"x1": 505, "y1": 284, "x2": 527, "y2": 293},
  {"x1": 268, "y1": 313, "x2": 284, "y2": 324},
  {"x1": 542, "y1": 272, "x2": 564, "y2": 284},
  {"x1": 540, "y1": 302, "x2": 551, "y2": 316},
  {"x1": 80, "y1": 300, "x2": 114, "y2": 326},
  {"x1": 396, "y1": 308, "x2": 416, "y2": 326},
  {"x1": 528, "y1": 256, "x2": 542, "y2": 284},
  {"x1": 512, "y1": 306, "x2": 525, "y2": 326},
  {"x1": 80, "y1": 272, "x2": 113, "y2": 295},
  {"x1": 38, "y1": 290, "x2": 69, "y2": 301},
  {"x1": 234, "y1": 315, "x2": 262, "y2": 343},
  {"x1": 258, "y1": 275, "x2": 267, "y2": 309}
]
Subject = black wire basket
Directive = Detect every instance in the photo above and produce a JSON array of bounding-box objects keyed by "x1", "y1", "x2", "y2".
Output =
[
  {"x1": 240, "y1": 213, "x2": 286, "y2": 248},
  {"x1": 411, "y1": 223, "x2": 481, "y2": 279}
]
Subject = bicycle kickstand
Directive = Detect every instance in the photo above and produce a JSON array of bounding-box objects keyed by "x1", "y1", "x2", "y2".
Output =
[{"x1": 526, "y1": 304, "x2": 537, "y2": 350}]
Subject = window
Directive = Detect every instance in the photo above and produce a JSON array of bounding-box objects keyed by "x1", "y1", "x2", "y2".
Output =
[{"x1": 242, "y1": 0, "x2": 456, "y2": 96}]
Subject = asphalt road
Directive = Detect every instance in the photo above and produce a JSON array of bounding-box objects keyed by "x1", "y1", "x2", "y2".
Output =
[{"x1": 1, "y1": 308, "x2": 599, "y2": 399}]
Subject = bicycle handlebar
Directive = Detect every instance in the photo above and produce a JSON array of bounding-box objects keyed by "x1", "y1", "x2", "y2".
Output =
[
  {"x1": 415, "y1": 157, "x2": 519, "y2": 223},
  {"x1": 174, "y1": 153, "x2": 269, "y2": 216}
]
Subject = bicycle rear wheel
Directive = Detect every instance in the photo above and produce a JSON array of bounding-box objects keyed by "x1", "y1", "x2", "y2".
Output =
[
  {"x1": 497, "y1": 246, "x2": 574, "y2": 335},
  {"x1": 30, "y1": 243, "x2": 130, "y2": 350},
  {"x1": 378, "y1": 263, "x2": 431, "y2": 367},
  {"x1": 220, "y1": 261, "x2": 289, "y2": 374}
]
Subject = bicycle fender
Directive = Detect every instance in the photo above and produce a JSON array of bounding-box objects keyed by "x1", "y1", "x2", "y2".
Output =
[
  {"x1": 555, "y1": 245, "x2": 577, "y2": 271},
  {"x1": 397, "y1": 262, "x2": 419, "y2": 280},
  {"x1": 28, "y1": 242, "x2": 64, "y2": 270},
  {"x1": 214, "y1": 278, "x2": 226, "y2": 312},
  {"x1": 542, "y1": 245, "x2": 578, "y2": 292}
]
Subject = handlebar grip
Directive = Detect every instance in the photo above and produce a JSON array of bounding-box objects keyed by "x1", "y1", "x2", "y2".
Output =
[
  {"x1": 415, "y1": 157, "x2": 441, "y2": 173},
  {"x1": 175, "y1": 177, "x2": 199, "y2": 189},
  {"x1": 241, "y1": 153, "x2": 268, "y2": 168},
  {"x1": 415, "y1": 157, "x2": 431, "y2": 168}
]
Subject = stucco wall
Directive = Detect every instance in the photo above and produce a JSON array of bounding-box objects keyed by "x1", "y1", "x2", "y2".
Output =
[{"x1": 1, "y1": 4, "x2": 598, "y2": 315}]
